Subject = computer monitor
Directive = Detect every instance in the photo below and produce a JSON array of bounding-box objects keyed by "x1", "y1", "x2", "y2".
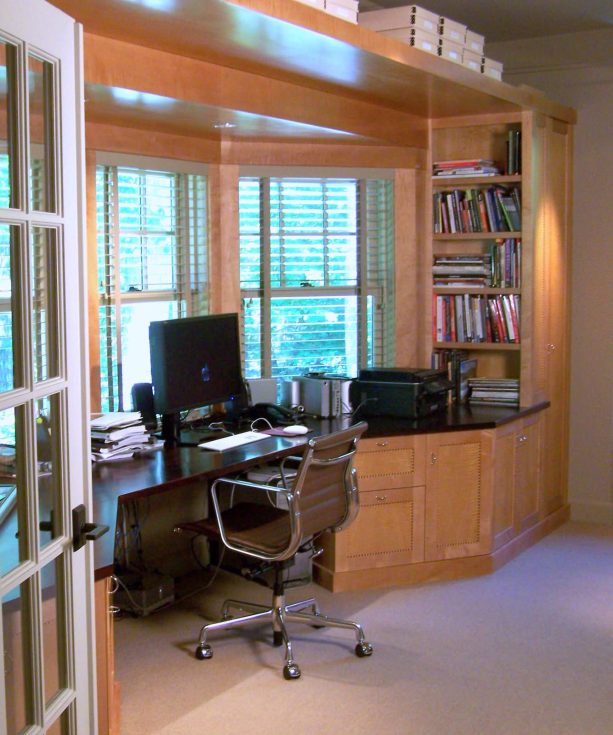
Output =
[{"x1": 149, "y1": 313, "x2": 246, "y2": 445}]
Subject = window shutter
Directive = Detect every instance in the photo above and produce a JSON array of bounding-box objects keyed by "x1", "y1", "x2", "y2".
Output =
[
  {"x1": 365, "y1": 179, "x2": 395, "y2": 366},
  {"x1": 240, "y1": 175, "x2": 394, "y2": 382},
  {"x1": 96, "y1": 163, "x2": 207, "y2": 411}
]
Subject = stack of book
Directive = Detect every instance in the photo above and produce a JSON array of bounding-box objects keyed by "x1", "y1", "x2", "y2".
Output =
[
  {"x1": 433, "y1": 159, "x2": 500, "y2": 178},
  {"x1": 490, "y1": 238, "x2": 521, "y2": 288},
  {"x1": 432, "y1": 349, "x2": 477, "y2": 404},
  {"x1": 90, "y1": 412, "x2": 162, "y2": 462},
  {"x1": 468, "y1": 378, "x2": 519, "y2": 406},
  {"x1": 433, "y1": 254, "x2": 491, "y2": 287},
  {"x1": 433, "y1": 185, "x2": 521, "y2": 234},
  {"x1": 433, "y1": 293, "x2": 520, "y2": 344}
]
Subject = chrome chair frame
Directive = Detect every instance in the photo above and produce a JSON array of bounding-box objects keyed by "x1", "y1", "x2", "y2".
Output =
[{"x1": 194, "y1": 423, "x2": 372, "y2": 679}]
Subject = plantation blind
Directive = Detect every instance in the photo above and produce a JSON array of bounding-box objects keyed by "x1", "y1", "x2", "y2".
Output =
[
  {"x1": 96, "y1": 163, "x2": 207, "y2": 411},
  {"x1": 240, "y1": 175, "x2": 394, "y2": 381}
]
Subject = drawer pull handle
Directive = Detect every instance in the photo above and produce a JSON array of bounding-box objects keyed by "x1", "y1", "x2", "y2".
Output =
[
  {"x1": 376, "y1": 441, "x2": 389, "y2": 447},
  {"x1": 375, "y1": 495, "x2": 387, "y2": 502},
  {"x1": 431, "y1": 453, "x2": 437, "y2": 464}
]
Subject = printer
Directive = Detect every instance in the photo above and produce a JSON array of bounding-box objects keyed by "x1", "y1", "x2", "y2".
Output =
[{"x1": 350, "y1": 367, "x2": 452, "y2": 419}]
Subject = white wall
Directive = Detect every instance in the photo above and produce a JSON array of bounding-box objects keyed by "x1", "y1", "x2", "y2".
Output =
[{"x1": 488, "y1": 29, "x2": 613, "y2": 524}]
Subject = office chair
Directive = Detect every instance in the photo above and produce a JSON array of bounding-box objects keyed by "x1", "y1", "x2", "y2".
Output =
[{"x1": 185, "y1": 421, "x2": 372, "y2": 680}]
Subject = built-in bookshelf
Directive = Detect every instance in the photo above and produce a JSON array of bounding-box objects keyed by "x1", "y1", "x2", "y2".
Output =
[{"x1": 430, "y1": 120, "x2": 525, "y2": 396}]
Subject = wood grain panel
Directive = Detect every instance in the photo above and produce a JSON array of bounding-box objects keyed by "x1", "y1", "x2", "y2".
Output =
[
  {"x1": 333, "y1": 486, "x2": 425, "y2": 571},
  {"x1": 355, "y1": 434, "x2": 426, "y2": 489},
  {"x1": 425, "y1": 430, "x2": 493, "y2": 560},
  {"x1": 208, "y1": 164, "x2": 241, "y2": 314},
  {"x1": 50, "y1": 0, "x2": 575, "y2": 122},
  {"x1": 492, "y1": 422, "x2": 516, "y2": 550},
  {"x1": 82, "y1": 33, "x2": 427, "y2": 148},
  {"x1": 514, "y1": 413, "x2": 541, "y2": 533}
]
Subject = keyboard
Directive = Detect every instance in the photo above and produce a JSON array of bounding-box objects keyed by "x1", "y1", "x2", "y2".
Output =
[{"x1": 198, "y1": 431, "x2": 269, "y2": 452}]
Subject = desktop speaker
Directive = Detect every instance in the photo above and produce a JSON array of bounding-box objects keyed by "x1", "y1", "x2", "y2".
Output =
[{"x1": 131, "y1": 382, "x2": 157, "y2": 429}]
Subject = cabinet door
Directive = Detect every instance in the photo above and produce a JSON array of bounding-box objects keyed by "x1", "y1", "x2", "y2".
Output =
[
  {"x1": 333, "y1": 486, "x2": 425, "y2": 571},
  {"x1": 514, "y1": 414, "x2": 541, "y2": 533},
  {"x1": 354, "y1": 435, "x2": 426, "y2": 490},
  {"x1": 492, "y1": 422, "x2": 517, "y2": 550},
  {"x1": 532, "y1": 116, "x2": 572, "y2": 516},
  {"x1": 425, "y1": 430, "x2": 493, "y2": 560}
]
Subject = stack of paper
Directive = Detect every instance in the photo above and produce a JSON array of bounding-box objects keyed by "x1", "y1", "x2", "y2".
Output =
[{"x1": 90, "y1": 412, "x2": 162, "y2": 462}]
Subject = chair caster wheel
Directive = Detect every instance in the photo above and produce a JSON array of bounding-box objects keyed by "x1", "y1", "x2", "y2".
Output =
[
  {"x1": 195, "y1": 644, "x2": 213, "y2": 660},
  {"x1": 283, "y1": 663, "x2": 301, "y2": 680},
  {"x1": 355, "y1": 641, "x2": 373, "y2": 658}
]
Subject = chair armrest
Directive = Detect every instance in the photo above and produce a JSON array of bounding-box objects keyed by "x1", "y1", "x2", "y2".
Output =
[{"x1": 209, "y1": 476, "x2": 302, "y2": 562}]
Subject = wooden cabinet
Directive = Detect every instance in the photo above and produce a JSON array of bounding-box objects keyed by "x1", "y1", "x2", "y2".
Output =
[
  {"x1": 428, "y1": 119, "x2": 525, "y2": 392},
  {"x1": 492, "y1": 414, "x2": 542, "y2": 550},
  {"x1": 319, "y1": 435, "x2": 426, "y2": 573},
  {"x1": 95, "y1": 577, "x2": 120, "y2": 735},
  {"x1": 314, "y1": 412, "x2": 565, "y2": 592},
  {"x1": 424, "y1": 430, "x2": 493, "y2": 560}
]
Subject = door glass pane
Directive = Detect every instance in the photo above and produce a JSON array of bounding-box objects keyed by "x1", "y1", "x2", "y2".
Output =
[
  {"x1": 0, "y1": 405, "x2": 25, "y2": 577},
  {"x1": 28, "y1": 53, "x2": 55, "y2": 213},
  {"x1": 41, "y1": 556, "x2": 65, "y2": 706},
  {"x1": 2, "y1": 584, "x2": 28, "y2": 734},
  {"x1": 36, "y1": 395, "x2": 60, "y2": 548},
  {"x1": 1, "y1": 39, "x2": 18, "y2": 209},
  {"x1": 32, "y1": 226, "x2": 59, "y2": 382},
  {"x1": 0, "y1": 223, "x2": 19, "y2": 392}
]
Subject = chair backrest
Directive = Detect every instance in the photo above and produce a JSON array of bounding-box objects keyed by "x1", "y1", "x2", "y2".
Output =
[{"x1": 290, "y1": 421, "x2": 368, "y2": 542}]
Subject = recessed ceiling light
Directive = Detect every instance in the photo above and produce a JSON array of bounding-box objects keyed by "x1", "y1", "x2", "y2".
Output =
[{"x1": 213, "y1": 122, "x2": 236, "y2": 129}]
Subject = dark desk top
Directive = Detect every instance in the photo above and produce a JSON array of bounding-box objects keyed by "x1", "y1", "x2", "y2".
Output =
[
  {"x1": 91, "y1": 402, "x2": 549, "y2": 578},
  {"x1": 92, "y1": 432, "x2": 312, "y2": 578}
]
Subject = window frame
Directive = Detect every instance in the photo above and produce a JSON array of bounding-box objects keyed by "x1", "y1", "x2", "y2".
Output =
[
  {"x1": 239, "y1": 168, "x2": 394, "y2": 380},
  {"x1": 95, "y1": 154, "x2": 208, "y2": 412}
]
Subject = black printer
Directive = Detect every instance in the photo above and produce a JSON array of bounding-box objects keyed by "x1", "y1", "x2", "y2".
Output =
[{"x1": 350, "y1": 367, "x2": 452, "y2": 419}]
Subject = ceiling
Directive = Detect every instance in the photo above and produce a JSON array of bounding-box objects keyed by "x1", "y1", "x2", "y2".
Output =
[{"x1": 360, "y1": 0, "x2": 613, "y2": 42}]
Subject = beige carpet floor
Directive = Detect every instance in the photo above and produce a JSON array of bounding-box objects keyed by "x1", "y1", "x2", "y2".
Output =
[{"x1": 113, "y1": 521, "x2": 613, "y2": 735}]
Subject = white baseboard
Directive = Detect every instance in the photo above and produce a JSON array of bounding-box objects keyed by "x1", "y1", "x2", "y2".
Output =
[{"x1": 570, "y1": 500, "x2": 613, "y2": 525}]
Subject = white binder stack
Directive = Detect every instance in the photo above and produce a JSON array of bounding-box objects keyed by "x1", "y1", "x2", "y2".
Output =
[{"x1": 359, "y1": 4, "x2": 503, "y2": 78}]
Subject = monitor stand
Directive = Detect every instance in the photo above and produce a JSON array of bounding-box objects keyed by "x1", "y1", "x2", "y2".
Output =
[
  {"x1": 159, "y1": 412, "x2": 234, "y2": 447},
  {"x1": 160, "y1": 412, "x2": 185, "y2": 447}
]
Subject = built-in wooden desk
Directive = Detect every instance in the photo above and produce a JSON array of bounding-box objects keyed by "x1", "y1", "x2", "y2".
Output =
[{"x1": 91, "y1": 430, "x2": 317, "y2": 579}]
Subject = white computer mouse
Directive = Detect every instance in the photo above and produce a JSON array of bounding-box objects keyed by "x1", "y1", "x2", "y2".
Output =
[{"x1": 282, "y1": 425, "x2": 309, "y2": 435}]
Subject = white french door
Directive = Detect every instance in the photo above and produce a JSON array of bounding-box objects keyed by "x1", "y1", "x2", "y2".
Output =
[{"x1": 0, "y1": 1, "x2": 95, "y2": 733}]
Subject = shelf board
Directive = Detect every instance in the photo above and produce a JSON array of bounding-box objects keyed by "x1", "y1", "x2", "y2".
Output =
[
  {"x1": 432, "y1": 175, "x2": 522, "y2": 187},
  {"x1": 433, "y1": 232, "x2": 521, "y2": 240},
  {"x1": 433, "y1": 342, "x2": 521, "y2": 351},
  {"x1": 49, "y1": 0, "x2": 576, "y2": 130},
  {"x1": 433, "y1": 287, "x2": 521, "y2": 295}
]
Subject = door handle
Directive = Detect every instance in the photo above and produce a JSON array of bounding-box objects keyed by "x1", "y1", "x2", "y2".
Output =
[{"x1": 72, "y1": 503, "x2": 109, "y2": 551}]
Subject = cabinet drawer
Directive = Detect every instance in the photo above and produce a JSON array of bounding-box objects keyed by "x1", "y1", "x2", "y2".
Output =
[
  {"x1": 333, "y1": 486, "x2": 425, "y2": 571},
  {"x1": 354, "y1": 435, "x2": 426, "y2": 490}
]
